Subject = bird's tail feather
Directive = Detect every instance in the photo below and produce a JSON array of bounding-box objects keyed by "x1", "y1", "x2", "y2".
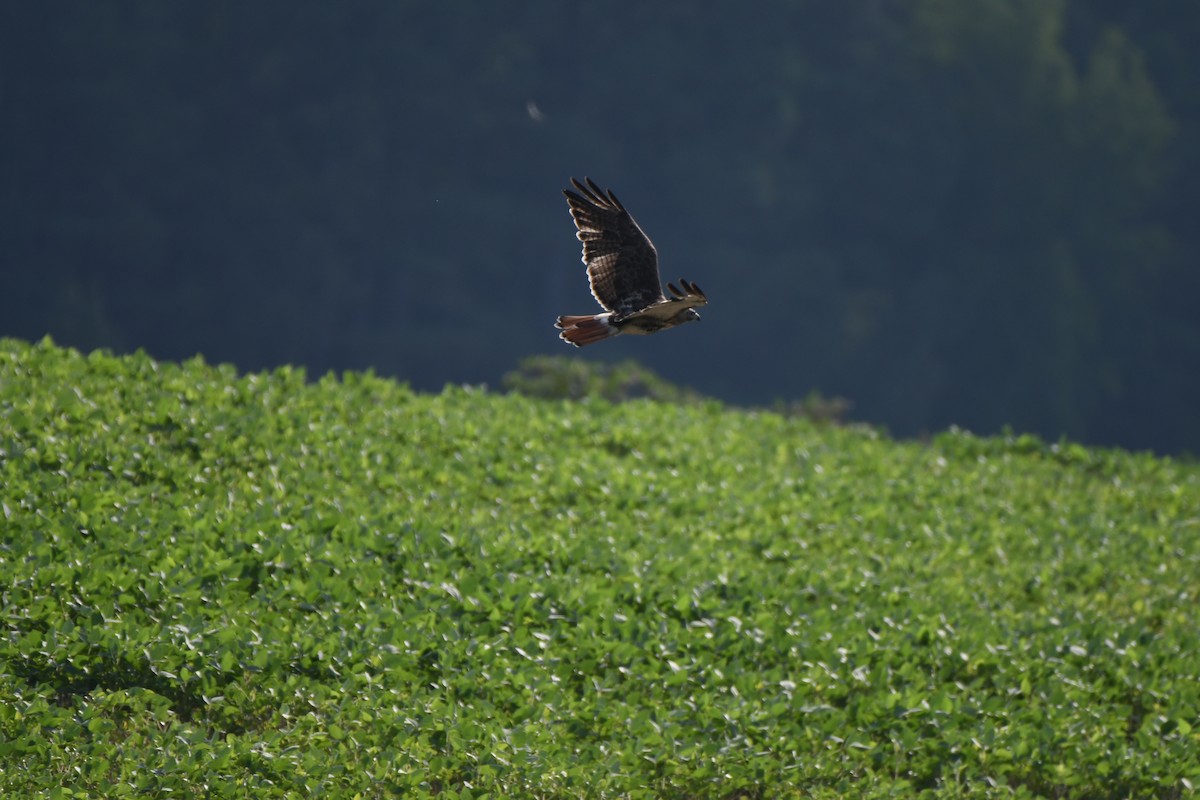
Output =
[{"x1": 556, "y1": 314, "x2": 617, "y2": 347}]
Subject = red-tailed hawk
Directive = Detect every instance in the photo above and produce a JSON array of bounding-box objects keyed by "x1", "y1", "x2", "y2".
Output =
[{"x1": 556, "y1": 177, "x2": 707, "y2": 347}]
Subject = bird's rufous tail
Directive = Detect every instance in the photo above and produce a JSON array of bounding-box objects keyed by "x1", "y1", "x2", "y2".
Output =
[{"x1": 556, "y1": 314, "x2": 617, "y2": 347}]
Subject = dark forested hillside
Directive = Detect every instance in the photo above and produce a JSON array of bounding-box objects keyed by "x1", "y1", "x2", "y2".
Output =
[{"x1": 3, "y1": 1, "x2": 1197, "y2": 454}]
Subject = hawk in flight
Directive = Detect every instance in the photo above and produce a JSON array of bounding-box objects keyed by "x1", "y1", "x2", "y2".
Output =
[{"x1": 556, "y1": 177, "x2": 707, "y2": 346}]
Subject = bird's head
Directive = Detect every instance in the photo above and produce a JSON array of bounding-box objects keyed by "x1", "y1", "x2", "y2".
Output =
[{"x1": 665, "y1": 281, "x2": 705, "y2": 327}]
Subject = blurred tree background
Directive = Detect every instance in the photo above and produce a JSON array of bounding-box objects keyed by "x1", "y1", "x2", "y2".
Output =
[{"x1": 3, "y1": 1, "x2": 1197, "y2": 454}]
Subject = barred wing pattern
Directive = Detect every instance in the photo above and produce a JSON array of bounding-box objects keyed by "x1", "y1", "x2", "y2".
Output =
[{"x1": 562, "y1": 177, "x2": 665, "y2": 316}]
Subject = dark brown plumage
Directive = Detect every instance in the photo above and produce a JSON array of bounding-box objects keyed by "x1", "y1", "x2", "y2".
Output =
[{"x1": 556, "y1": 177, "x2": 707, "y2": 347}]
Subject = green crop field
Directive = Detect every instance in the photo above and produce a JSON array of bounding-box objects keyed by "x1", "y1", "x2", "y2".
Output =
[{"x1": 1, "y1": 338, "x2": 1198, "y2": 798}]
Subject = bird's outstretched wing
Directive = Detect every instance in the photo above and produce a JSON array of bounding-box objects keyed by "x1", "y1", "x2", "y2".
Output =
[
  {"x1": 563, "y1": 177, "x2": 664, "y2": 316},
  {"x1": 665, "y1": 278, "x2": 707, "y2": 308}
]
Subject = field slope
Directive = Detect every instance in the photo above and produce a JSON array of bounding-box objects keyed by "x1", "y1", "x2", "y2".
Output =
[{"x1": 1, "y1": 337, "x2": 1198, "y2": 798}]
